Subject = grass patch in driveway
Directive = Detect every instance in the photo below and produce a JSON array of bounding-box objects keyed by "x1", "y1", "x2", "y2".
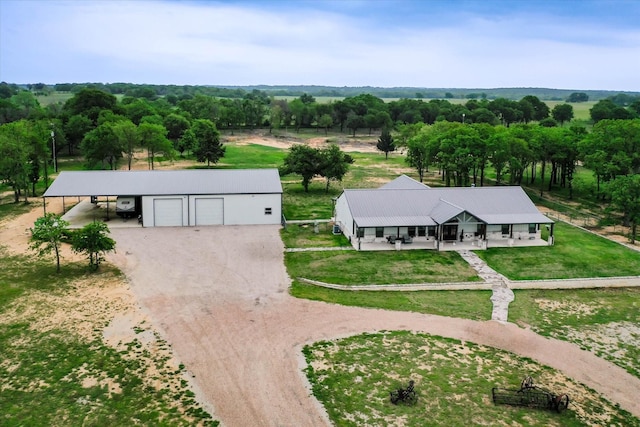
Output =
[
  {"x1": 509, "y1": 287, "x2": 640, "y2": 379},
  {"x1": 285, "y1": 250, "x2": 480, "y2": 285},
  {"x1": 476, "y1": 222, "x2": 640, "y2": 280},
  {"x1": 291, "y1": 281, "x2": 493, "y2": 320},
  {"x1": 303, "y1": 331, "x2": 640, "y2": 427}
]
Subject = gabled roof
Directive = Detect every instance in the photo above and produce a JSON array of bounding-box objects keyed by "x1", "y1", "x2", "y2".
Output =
[
  {"x1": 341, "y1": 189, "x2": 437, "y2": 227},
  {"x1": 43, "y1": 169, "x2": 283, "y2": 197},
  {"x1": 379, "y1": 175, "x2": 430, "y2": 190},
  {"x1": 429, "y1": 199, "x2": 465, "y2": 224},
  {"x1": 340, "y1": 184, "x2": 552, "y2": 228}
]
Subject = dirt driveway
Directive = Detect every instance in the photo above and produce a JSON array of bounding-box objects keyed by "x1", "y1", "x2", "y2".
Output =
[{"x1": 107, "y1": 226, "x2": 640, "y2": 426}]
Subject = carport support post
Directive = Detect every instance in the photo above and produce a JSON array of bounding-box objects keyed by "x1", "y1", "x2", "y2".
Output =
[{"x1": 42, "y1": 197, "x2": 46, "y2": 214}]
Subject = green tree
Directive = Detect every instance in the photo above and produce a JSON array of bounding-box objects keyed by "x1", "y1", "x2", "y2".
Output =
[
  {"x1": 81, "y1": 122, "x2": 124, "y2": 170},
  {"x1": 376, "y1": 128, "x2": 396, "y2": 159},
  {"x1": 488, "y1": 127, "x2": 511, "y2": 185},
  {"x1": 279, "y1": 144, "x2": 322, "y2": 192},
  {"x1": 590, "y1": 99, "x2": 633, "y2": 123},
  {"x1": 192, "y1": 119, "x2": 225, "y2": 167},
  {"x1": 64, "y1": 114, "x2": 93, "y2": 155},
  {"x1": 72, "y1": 221, "x2": 116, "y2": 271},
  {"x1": 30, "y1": 213, "x2": 70, "y2": 272},
  {"x1": 567, "y1": 92, "x2": 588, "y2": 102},
  {"x1": 609, "y1": 174, "x2": 640, "y2": 243},
  {"x1": 345, "y1": 112, "x2": 364, "y2": 137},
  {"x1": 552, "y1": 104, "x2": 574, "y2": 126},
  {"x1": 163, "y1": 113, "x2": 190, "y2": 143},
  {"x1": 405, "y1": 126, "x2": 434, "y2": 183},
  {"x1": 0, "y1": 131, "x2": 29, "y2": 202},
  {"x1": 318, "y1": 114, "x2": 333, "y2": 135},
  {"x1": 176, "y1": 128, "x2": 197, "y2": 157},
  {"x1": 137, "y1": 122, "x2": 173, "y2": 170},
  {"x1": 112, "y1": 120, "x2": 139, "y2": 170},
  {"x1": 64, "y1": 88, "x2": 118, "y2": 123},
  {"x1": 319, "y1": 144, "x2": 354, "y2": 192},
  {"x1": 520, "y1": 95, "x2": 550, "y2": 122}
]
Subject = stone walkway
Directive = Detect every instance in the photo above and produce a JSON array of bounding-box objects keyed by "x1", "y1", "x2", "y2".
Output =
[{"x1": 456, "y1": 250, "x2": 514, "y2": 322}]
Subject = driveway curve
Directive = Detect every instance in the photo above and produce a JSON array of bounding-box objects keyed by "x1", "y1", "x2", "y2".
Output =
[{"x1": 107, "y1": 226, "x2": 640, "y2": 426}]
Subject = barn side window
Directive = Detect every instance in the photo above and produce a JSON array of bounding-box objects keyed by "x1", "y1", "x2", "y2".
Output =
[
  {"x1": 529, "y1": 223, "x2": 537, "y2": 233},
  {"x1": 265, "y1": 207, "x2": 272, "y2": 215}
]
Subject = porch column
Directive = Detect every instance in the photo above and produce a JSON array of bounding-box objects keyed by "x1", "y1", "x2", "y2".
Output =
[
  {"x1": 549, "y1": 223, "x2": 555, "y2": 245},
  {"x1": 436, "y1": 225, "x2": 441, "y2": 251},
  {"x1": 509, "y1": 224, "x2": 513, "y2": 238}
]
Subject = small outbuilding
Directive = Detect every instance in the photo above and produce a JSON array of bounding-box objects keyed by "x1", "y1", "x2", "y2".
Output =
[{"x1": 43, "y1": 169, "x2": 283, "y2": 227}]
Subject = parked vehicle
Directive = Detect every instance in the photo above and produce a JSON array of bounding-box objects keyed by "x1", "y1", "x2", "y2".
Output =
[{"x1": 116, "y1": 196, "x2": 141, "y2": 218}]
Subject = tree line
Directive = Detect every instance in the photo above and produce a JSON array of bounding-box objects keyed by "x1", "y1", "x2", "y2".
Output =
[{"x1": 1, "y1": 84, "x2": 638, "y2": 240}]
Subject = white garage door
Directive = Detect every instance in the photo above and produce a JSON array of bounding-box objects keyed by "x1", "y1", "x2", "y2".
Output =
[
  {"x1": 195, "y1": 198, "x2": 224, "y2": 225},
  {"x1": 153, "y1": 198, "x2": 183, "y2": 226}
]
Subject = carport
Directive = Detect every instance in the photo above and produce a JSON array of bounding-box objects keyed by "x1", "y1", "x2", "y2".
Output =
[{"x1": 43, "y1": 169, "x2": 283, "y2": 227}]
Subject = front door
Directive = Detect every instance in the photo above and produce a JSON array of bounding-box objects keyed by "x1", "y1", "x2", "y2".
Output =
[{"x1": 442, "y1": 224, "x2": 458, "y2": 241}]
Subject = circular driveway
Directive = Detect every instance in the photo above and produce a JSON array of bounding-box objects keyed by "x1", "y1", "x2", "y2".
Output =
[{"x1": 107, "y1": 226, "x2": 640, "y2": 426}]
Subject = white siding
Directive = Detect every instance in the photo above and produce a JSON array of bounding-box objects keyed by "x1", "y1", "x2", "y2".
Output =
[
  {"x1": 142, "y1": 193, "x2": 281, "y2": 227},
  {"x1": 216, "y1": 194, "x2": 281, "y2": 225},
  {"x1": 334, "y1": 193, "x2": 354, "y2": 237}
]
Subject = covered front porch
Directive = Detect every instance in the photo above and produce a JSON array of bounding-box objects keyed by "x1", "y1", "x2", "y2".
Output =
[{"x1": 352, "y1": 235, "x2": 551, "y2": 251}]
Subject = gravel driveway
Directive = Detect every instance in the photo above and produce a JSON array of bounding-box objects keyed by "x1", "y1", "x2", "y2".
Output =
[{"x1": 108, "y1": 226, "x2": 640, "y2": 426}]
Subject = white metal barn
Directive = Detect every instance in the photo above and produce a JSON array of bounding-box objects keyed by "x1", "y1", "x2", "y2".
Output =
[{"x1": 43, "y1": 169, "x2": 283, "y2": 227}]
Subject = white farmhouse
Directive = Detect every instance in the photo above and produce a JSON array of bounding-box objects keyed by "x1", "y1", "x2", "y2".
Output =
[{"x1": 334, "y1": 175, "x2": 554, "y2": 250}]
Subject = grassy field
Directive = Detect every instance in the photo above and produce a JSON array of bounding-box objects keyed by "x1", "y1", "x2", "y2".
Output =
[
  {"x1": 304, "y1": 331, "x2": 639, "y2": 427},
  {"x1": 0, "y1": 244, "x2": 217, "y2": 426},
  {"x1": 509, "y1": 287, "x2": 640, "y2": 378}
]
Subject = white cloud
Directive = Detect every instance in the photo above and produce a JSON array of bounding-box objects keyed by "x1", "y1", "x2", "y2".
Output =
[{"x1": 1, "y1": 0, "x2": 639, "y2": 90}]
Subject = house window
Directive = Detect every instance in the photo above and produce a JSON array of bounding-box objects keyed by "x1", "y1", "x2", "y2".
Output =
[
  {"x1": 408, "y1": 226, "x2": 416, "y2": 237},
  {"x1": 501, "y1": 224, "x2": 510, "y2": 235},
  {"x1": 529, "y1": 223, "x2": 537, "y2": 233},
  {"x1": 265, "y1": 207, "x2": 272, "y2": 215},
  {"x1": 427, "y1": 227, "x2": 435, "y2": 237},
  {"x1": 356, "y1": 228, "x2": 364, "y2": 238},
  {"x1": 375, "y1": 227, "x2": 384, "y2": 238},
  {"x1": 418, "y1": 226, "x2": 427, "y2": 237}
]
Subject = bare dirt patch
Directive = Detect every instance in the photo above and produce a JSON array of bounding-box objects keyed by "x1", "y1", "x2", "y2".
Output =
[{"x1": 227, "y1": 130, "x2": 380, "y2": 153}]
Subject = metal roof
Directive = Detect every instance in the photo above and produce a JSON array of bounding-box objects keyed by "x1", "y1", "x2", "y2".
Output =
[
  {"x1": 342, "y1": 185, "x2": 552, "y2": 227},
  {"x1": 379, "y1": 175, "x2": 430, "y2": 190},
  {"x1": 43, "y1": 169, "x2": 283, "y2": 197}
]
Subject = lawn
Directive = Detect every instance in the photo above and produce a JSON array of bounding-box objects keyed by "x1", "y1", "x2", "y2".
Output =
[
  {"x1": 304, "y1": 331, "x2": 639, "y2": 427},
  {"x1": 476, "y1": 222, "x2": 640, "y2": 280},
  {"x1": 281, "y1": 223, "x2": 350, "y2": 248},
  {"x1": 285, "y1": 250, "x2": 480, "y2": 286}
]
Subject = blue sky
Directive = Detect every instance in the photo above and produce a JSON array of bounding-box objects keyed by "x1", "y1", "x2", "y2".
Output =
[{"x1": 1, "y1": 0, "x2": 639, "y2": 90}]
